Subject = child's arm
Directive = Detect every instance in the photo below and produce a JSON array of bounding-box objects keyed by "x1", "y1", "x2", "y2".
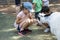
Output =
[
  {"x1": 28, "y1": 13, "x2": 33, "y2": 19},
  {"x1": 16, "y1": 17, "x2": 22, "y2": 24}
]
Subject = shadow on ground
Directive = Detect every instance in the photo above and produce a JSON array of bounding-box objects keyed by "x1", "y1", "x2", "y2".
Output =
[{"x1": 0, "y1": 12, "x2": 57, "y2": 40}]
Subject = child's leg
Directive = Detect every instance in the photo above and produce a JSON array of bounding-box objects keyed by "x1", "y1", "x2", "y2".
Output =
[
  {"x1": 17, "y1": 18, "x2": 37, "y2": 35},
  {"x1": 18, "y1": 23, "x2": 29, "y2": 35},
  {"x1": 20, "y1": 20, "x2": 30, "y2": 30},
  {"x1": 20, "y1": 19, "x2": 37, "y2": 31},
  {"x1": 19, "y1": 19, "x2": 30, "y2": 31}
]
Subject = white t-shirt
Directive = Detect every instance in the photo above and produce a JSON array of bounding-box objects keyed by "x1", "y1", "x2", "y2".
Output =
[
  {"x1": 43, "y1": 0, "x2": 49, "y2": 1},
  {"x1": 43, "y1": 0, "x2": 49, "y2": 6}
]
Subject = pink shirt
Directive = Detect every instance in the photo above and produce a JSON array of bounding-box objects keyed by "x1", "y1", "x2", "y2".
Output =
[
  {"x1": 14, "y1": 11, "x2": 32, "y2": 28},
  {"x1": 17, "y1": 11, "x2": 32, "y2": 20},
  {"x1": 17, "y1": 11, "x2": 26, "y2": 19}
]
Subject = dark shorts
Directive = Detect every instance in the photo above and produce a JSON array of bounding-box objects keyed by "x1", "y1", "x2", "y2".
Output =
[
  {"x1": 15, "y1": 0, "x2": 21, "y2": 6},
  {"x1": 47, "y1": 26, "x2": 50, "y2": 28},
  {"x1": 17, "y1": 25, "x2": 20, "y2": 32},
  {"x1": 35, "y1": 12, "x2": 40, "y2": 21}
]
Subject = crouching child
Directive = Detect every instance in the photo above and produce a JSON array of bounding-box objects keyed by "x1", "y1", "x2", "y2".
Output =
[{"x1": 14, "y1": 2, "x2": 37, "y2": 36}]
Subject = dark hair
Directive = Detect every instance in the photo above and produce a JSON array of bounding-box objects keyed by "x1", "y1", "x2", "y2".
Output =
[
  {"x1": 20, "y1": 3, "x2": 28, "y2": 11},
  {"x1": 20, "y1": 3, "x2": 24, "y2": 11},
  {"x1": 41, "y1": 6, "x2": 50, "y2": 13}
]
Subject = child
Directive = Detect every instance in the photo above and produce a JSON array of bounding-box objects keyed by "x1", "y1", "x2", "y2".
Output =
[
  {"x1": 42, "y1": 0, "x2": 49, "y2": 7},
  {"x1": 14, "y1": 2, "x2": 37, "y2": 36}
]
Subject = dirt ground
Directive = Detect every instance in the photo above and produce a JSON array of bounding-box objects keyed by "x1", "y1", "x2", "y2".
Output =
[
  {"x1": 0, "y1": 12, "x2": 56, "y2": 40},
  {"x1": 0, "y1": 2, "x2": 60, "y2": 40}
]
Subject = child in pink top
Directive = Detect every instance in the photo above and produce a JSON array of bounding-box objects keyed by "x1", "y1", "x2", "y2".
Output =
[{"x1": 14, "y1": 2, "x2": 37, "y2": 36}]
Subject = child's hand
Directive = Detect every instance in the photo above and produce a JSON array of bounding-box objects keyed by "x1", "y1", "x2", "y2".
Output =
[{"x1": 20, "y1": 28, "x2": 24, "y2": 31}]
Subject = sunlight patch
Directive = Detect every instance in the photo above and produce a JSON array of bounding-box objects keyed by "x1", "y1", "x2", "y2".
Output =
[
  {"x1": 2, "y1": 12, "x2": 7, "y2": 14},
  {"x1": 49, "y1": 4, "x2": 60, "y2": 6},
  {"x1": 11, "y1": 36, "x2": 21, "y2": 40},
  {"x1": 0, "y1": 28, "x2": 15, "y2": 32}
]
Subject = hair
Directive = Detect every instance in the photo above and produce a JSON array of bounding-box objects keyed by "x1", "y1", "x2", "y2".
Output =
[
  {"x1": 41, "y1": 6, "x2": 50, "y2": 13},
  {"x1": 20, "y1": 3, "x2": 24, "y2": 11},
  {"x1": 20, "y1": 3, "x2": 29, "y2": 12}
]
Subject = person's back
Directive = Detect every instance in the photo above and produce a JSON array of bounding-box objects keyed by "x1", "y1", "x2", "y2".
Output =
[
  {"x1": 33, "y1": 0, "x2": 42, "y2": 12},
  {"x1": 32, "y1": 0, "x2": 42, "y2": 21}
]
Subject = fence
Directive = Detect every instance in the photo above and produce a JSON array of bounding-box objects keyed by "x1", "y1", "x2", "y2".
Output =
[
  {"x1": 0, "y1": 0, "x2": 32, "y2": 5},
  {"x1": 0, "y1": 0, "x2": 60, "y2": 5}
]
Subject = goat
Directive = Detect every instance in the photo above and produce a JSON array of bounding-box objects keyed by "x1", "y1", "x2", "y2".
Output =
[{"x1": 38, "y1": 12, "x2": 60, "y2": 40}]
